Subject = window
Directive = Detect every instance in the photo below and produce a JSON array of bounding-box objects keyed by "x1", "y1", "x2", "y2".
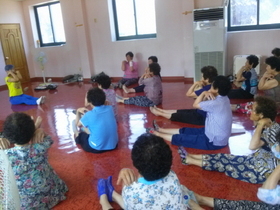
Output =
[
  {"x1": 228, "y1": 0, "x2": 280, "y2": 31},
  {"x1": 112, "y1": 0, "x2": 157, "y2": 40},
  {"x1": 34, "y1": 1, "x2": 66, "y2": 47}
]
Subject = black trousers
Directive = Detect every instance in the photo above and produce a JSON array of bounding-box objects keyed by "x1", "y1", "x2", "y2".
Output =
[
  {"x1": 228, "y1": 88, "x2": 254, "y2": 99},
  {"x1": 170, "y1": 109, "x2": 206, "y2": 125},
  {"x1": 75, "y1": 132, "x2": 117, "y2": 153}
]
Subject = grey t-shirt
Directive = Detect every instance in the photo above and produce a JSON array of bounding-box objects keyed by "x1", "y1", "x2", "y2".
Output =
[{"x1": 139, "y1": 75, "x2": 162, "y2": 105}]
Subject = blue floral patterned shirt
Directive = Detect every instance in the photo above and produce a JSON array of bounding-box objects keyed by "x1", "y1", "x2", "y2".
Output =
[{"x1": 122, "y1": 170, "x2": 196, "y2": 209}]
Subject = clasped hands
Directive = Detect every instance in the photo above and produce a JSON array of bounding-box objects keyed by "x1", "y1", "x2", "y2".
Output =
[{"x1": 0, "y1": 116, "x2": 46, "y2": 149}]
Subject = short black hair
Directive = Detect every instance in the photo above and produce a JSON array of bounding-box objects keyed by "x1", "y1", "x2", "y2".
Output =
[
  {"x1": 265, "y1": 56, "x2": 280, "y2": 72},
  {"x1": 254, "y1": 96, "x2": 277, "y2": 121},
  {"x1": 3, "y1": 112, "x2": 35, "y2": 145},
  {"x1": 126, "y1": 51, "x2": 134, "y2": 58},
  {"x1": 272, "y1": 48, "x2": 280, "y2": 57},
  {"x1": 5, "y1": 64, "x2": 14, "y2": 71},
  {"x1": 95, "y1": 73, "x2": 111, "y2": 89},
  {"x1": 212, "y1": 75, "x2": 231, "y2": 96},
  {"x1": 131, "y1": 133, "x2": 172, "y2": 181},
  {"x1": 149, "y1": 63, "x2": 161, "y2": 76},
  {"x1": 201, "y1": 66, "x2": 218, "y2": 83},
  {"x1": 148, "y1": 56, "x2": 158, "y2": 63},
  {"x1": 87, "y1": 87, "x2": 106, "y2": 106},
  {"x1": 246, "y1": 55, "x2": 259, "y2": 68}
]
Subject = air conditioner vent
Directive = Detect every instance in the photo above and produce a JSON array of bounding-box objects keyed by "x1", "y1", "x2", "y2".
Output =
[{"x1": 194, "y1": 8, "x2": 224, "y2": 22}]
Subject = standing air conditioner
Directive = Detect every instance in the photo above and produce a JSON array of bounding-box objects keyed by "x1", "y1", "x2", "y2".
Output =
[{"x1": 193, "y1": 6, "x2": 227, "y2": 81}]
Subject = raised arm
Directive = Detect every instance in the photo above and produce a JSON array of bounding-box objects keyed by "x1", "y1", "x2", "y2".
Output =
[
  {"x1": 6, "y1": 70, "x2": 20, "y2": 82},
  {"x1": 261, "y1": 165, "x2": 280, "y2": 189},
  {"x1": 235, "y1": 66, "x2": 248, "y2": 82},
  {"x1": 258, "y1": 72, "x2": 278, "y2": 90},
  {"x1": 249, "y1": 118, "x2": 271, "y2": 150},
  {"x1": 15, "y1": 70, "x2": 23, "y2": 80},
  {"x1": 129, "y1": 61, "x2": 134, "y2": 72},
  {"x1": 186, "y1": 81, "x2": 204, "y2": 98},
  {"x1": 0, "y1": 138, "x2": 10, "y2": 149},
  {"x1": 121, "y1": 60, "x2": 126, "y2": 71},
  {"x1": 76, "y1": 107, "x2": 89, "y2": 127},
  {"x1": 116, "y1": 168, "x2": 137, "y2": 186},
  {"x1": 193, "y1": 91, "x2": 215, "y2": 109}
]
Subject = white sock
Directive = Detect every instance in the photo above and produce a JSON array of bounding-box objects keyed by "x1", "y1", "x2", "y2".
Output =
[{"x1": 36, "y1": 97, "x2": 42, "y2": 105}]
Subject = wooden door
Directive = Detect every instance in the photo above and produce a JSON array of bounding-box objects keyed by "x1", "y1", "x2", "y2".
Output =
[{"x1": 0, "y1": 24, "x2": 30, "y2": 82}]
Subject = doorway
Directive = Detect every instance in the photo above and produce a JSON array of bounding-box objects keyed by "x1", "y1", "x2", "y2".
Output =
[{"x1": 0, "y1": 24, "x2": 30, "y2": 82}]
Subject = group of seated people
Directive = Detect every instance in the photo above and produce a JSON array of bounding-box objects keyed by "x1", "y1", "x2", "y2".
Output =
[{"x1": 0, "y1": 48, "x2": 280, "y2": 209}]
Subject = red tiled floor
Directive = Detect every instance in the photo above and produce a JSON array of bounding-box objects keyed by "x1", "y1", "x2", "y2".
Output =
[{"x1": 0, "y1": 81, "x2": 279, "y2": 209}]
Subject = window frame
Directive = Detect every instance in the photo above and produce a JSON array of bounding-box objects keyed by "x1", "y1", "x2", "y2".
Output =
[
  {"x1": 228, "y1": 0, "x2": 280, "y2": 32},
  {"x1": 112, "y1": 0, "x2": 156, "y2": 41},
  {"x1": 34, "y1": 1, "x2": 66, "y2": 47}
]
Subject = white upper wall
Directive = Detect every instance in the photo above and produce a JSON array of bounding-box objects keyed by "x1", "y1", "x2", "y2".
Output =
[
  {"x1": 0, "y1": 0, "x2": 279, "y2": 84},
  {"x1": 86, "y1": 0, "x2": 194, "y2": 77}
]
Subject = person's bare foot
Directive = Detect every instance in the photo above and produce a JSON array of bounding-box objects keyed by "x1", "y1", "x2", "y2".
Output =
[
  {"x1": 231, "y1": 104, "x2": 238, "y2": 112},
  {"x1": 122, "y1": 85, "x2": 129, "y2": 93},
  {"x1": 149, "y1": 107, "x2": 159, "y2": 116},
  {"x1": 154, "y1": 106, "x2": 164, "y2": 113}
]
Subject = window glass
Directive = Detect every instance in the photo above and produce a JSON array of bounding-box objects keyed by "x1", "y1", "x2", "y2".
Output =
[
  {"x1": 34, "y1": 1, "x2": 66, "y2": 47},
  {"x1": 228, "y1": 0, "x2": 280, "y2": 31},
  {"x1": 37, "y1": 6, "x2": 54, "y2": 43},
  {"x1": 112, "y1": 0, "x2": 156, "y2": 40},
  {"x1": 259, "y1": 0, "x2": 280, "y2": 25},
  {"x1": 135, "y1": 0, "x2": 156, "y2": 35},
  {"x1": 115, "y1": 0, "x2": 136, "y2": 36},
  {"x1": 50, "y1": 3, "x2": 66, "y2": 42},
  {"x1": 230, "y1": 0, "x2": 257, "y2": 27}
]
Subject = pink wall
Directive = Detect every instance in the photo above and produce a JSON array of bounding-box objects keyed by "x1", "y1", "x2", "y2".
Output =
[{"x1": 0, "y1": 0, "x2": 279, "y2": 83}]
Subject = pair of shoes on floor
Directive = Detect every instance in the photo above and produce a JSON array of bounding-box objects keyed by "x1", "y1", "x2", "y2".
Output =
[
  {"x1": 146, "y1": 120, "x2": 159, "y2": 134},
  {"x1": 153, "y1": 120, "x2": 159, "y2": 131},
  {"x1": 178, "y1": 146, "x2": 188, "y2": 165},
  {"x1": 97, "y1": 176, "x2": 114, "y2": 202}
]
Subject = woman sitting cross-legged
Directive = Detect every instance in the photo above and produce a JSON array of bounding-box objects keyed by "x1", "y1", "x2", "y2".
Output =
[
  {"x1": 116, "y1": 62, "x2": 162, "y2": 107},
  {"x1": 178, "y1": 96, "x2": 280, "y2": 184}
]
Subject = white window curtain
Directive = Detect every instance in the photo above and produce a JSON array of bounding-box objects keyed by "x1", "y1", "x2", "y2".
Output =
[{"x1": 0, "y1": 150, "x2": 20, "y2": 210}]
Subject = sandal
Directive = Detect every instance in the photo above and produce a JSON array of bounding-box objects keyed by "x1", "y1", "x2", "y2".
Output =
[
  {"x1": 146, "y1": 127, "x2": 155, "y2": 134},
  {"x1": 153, "y1": 120, "x2": 159, "y2": 131}
]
